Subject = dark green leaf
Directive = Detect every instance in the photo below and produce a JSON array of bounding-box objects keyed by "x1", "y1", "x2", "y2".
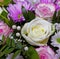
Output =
[
  {"x1": 0, "y1": 45, "x2": 7, "y2": 52},
  {"x1": 22, "y1": 7, "x2": 28, "y2": 20},
  {"x1": 16, "y1": 41, "x2": 23, "y2": 49},
  {"x1": 52, "y1": 11, "x2": 57, "y2": 23},
  {"x1": 11, "y1": 39, "x2": 15, "y2": 48},
  {"x1": 22, "y1": 7, "x2": 35, "y2": 22},
  {"x1": 0, "y1": 51, "x2": 5, "y2": 57},
  {"x1": 0, "y1": 10, "x2": 14, "y2": 27},
  {"x1": 27, "y1": 11, "x2": 35, "y2": 22},
  {"x1": 2, "y1": 35, "x2": 5, "y2": 41},
  {"x1": 5, "y1": 48, "x2": 14, "y2": 55},
  {"x1": 1, "y1": 11, "x2": 8, "y2": 17},
  {"x1": 25, "y1": 46, "x2": 39, "y2": 59},
  {"x1": 6, "y1": 37, "x2": 11, "y2": 47}
]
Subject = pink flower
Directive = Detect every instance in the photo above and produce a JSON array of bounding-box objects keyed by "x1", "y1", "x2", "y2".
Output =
[
  {"x1": 0, "y1": 21, "x2": 12, "y2": 39},
  {"x1": 36, "y1": 46, "x2": 57, "y2": 59},
  {"x1": 35, "y1": 3, "x2": 55, "y2": 18}
]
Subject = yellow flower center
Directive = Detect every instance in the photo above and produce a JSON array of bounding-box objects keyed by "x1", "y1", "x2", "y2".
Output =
[
  {"x1": 32, "y1": 25, "x2": 45, "y2": 37},
  {"x1": 18, "y1": 14, "x2": 22, "y2": 19}
]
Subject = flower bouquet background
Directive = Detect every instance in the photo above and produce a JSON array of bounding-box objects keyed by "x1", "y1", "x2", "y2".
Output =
[{"x1": 0, "y1": 0, "x2": 60, "y2": 59}]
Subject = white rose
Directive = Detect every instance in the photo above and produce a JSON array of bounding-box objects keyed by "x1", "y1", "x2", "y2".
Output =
[{"x1": 21, "y1": 17, "x2": 55, "y2": 46}]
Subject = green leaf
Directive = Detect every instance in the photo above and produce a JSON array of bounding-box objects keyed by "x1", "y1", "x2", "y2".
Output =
[
  {"x1": 0, "y1": 45, "x2": 7, "y2": 52},
  {"x1": 27, "y1": 11, "x2": 35, "y2": 22},
  {"x1": 2, "y1": 35, "x2": 5, "y2": 42},
  {"x1": 11, "y1": 39, "x2": 15, "y2": 48},
  {"x1": 1, "y1": 10, "x2": 8, "y2": 17},
  {"x1": 25, "y1": 46, "x2": 39, "y2": 59},
  {"x1": 6, "y1": 37, "x2": 11, "y2": 47},
  {"x1": 5, "y1": 48, "x2": 14, "y2": 55},
  {"x1": 12, "y1": 50, "x2": 21, "y2": 59},
  {"x1": 22, "y1": 7, "x2": 28, "y2": 20},
  {"x1": 58, "y1": 10, "x2": 60, "y2": 15},
  {"x1": 0, "y1": 0, "x2": 11, "y2": 6},
  {"x1": 16, "y1": 41, "x2": 23, "y2": 49},
  {"x1": 52, "y1": 11, "x2": 60, "y2": 23},
  {"x1": 52, "y1": 11, "x2": 57, "y2": 23},
  {"x1": 0, "y1": 51, "x2": 5, "y2": 57},
  {"x1": 0, "y1": 41, "x2": 2, "y2": 45},
  {"x1": 0, "y1": 10, "x2": 14, "y2": 27},
  {"x1": 0, "y1": 47, "x2": 14, "y2": 57},
  {"x1": 22, "y1": 7, "x2": 35, "y2": 22}
]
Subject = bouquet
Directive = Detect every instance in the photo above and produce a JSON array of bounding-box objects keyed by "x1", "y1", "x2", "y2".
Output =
[{"x1": 0, "y1": 0, "x2": 60, "y2": 59}]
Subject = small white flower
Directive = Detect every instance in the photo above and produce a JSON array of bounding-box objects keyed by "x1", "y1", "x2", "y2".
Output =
[
  {"x1": 51, "y1": 31, "x2": 60, "y2": 48},
  {"x1": 24, "y1": 46, "x2": 28, "y2": 51},
  {"x1": 12, "y1": 25, "x2": 16, "y2": 29},
  {"x1": 17, "y1": 26, "x2": 21, "y2": 30},
  {"x1": 10, "y1": 36, "x2": 13, "y2": 39},
  {"x1": 18, "y1": 39, "x2": 22, "y2": 42},
  {"x1": 16, "y1": 33, "x2": 20, "y2": 37}
]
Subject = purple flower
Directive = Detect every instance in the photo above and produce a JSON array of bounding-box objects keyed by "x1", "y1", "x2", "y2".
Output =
[
  {"x1": 40, "y1": 0, "x2": 55, "y2": 3},
  {"x1": 55, "y1": 0, "x2": 60, "y2": 11},
  {"x1": 55, "y1": 49, "x2": 60, "y2": 59},
  {"x1": 7, "y1": 2, "x2": 33, "y2": 23},
  {"x1": 13, "y1": 0, "x2": 40, "y2": 6},
  {"x1": 13, "y1": 0, "x2": 28, "y2": 3}
]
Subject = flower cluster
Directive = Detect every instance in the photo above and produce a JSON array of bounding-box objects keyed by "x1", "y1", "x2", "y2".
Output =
[{"x1": 0, "y1": 0, "x2": 60, "y2": 59}]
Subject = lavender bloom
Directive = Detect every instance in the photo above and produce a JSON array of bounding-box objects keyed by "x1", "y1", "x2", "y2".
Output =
[
  {"x1": 7, "y1": 2, "x2": 33, "y2": 23},
  {"x1": 51, "y1": 31, "x2": 60, "y2": 48},
  {"x1": 13, "y1": 0, "x2": 40, "y2": 6},
  {"x1": 6, "y1": 53, "x2": 24, "y2": 59},
  {"x1": 55, "y1": 0, "x2": 60, "y2": 11},
  {"x1": 40, "y1": 0, "x2": 54, "y2": 3},
  {"x1": 13, "y1": 0, "x2": 28, "y2": 3},
  {"x1": 55, "y1": 23, "x2": 60, "y2": 32},
  {"x1": 55, "y1": 49, "x2": 60, "y2": 59},
  {"x1": 27, "y1": 0, "x2": 40, "y2": 6}
]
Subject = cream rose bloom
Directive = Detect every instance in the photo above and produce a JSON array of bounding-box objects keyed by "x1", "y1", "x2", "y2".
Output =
[{"x1": 21, "y1": 17, "x2": 55, "y2": 46}]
